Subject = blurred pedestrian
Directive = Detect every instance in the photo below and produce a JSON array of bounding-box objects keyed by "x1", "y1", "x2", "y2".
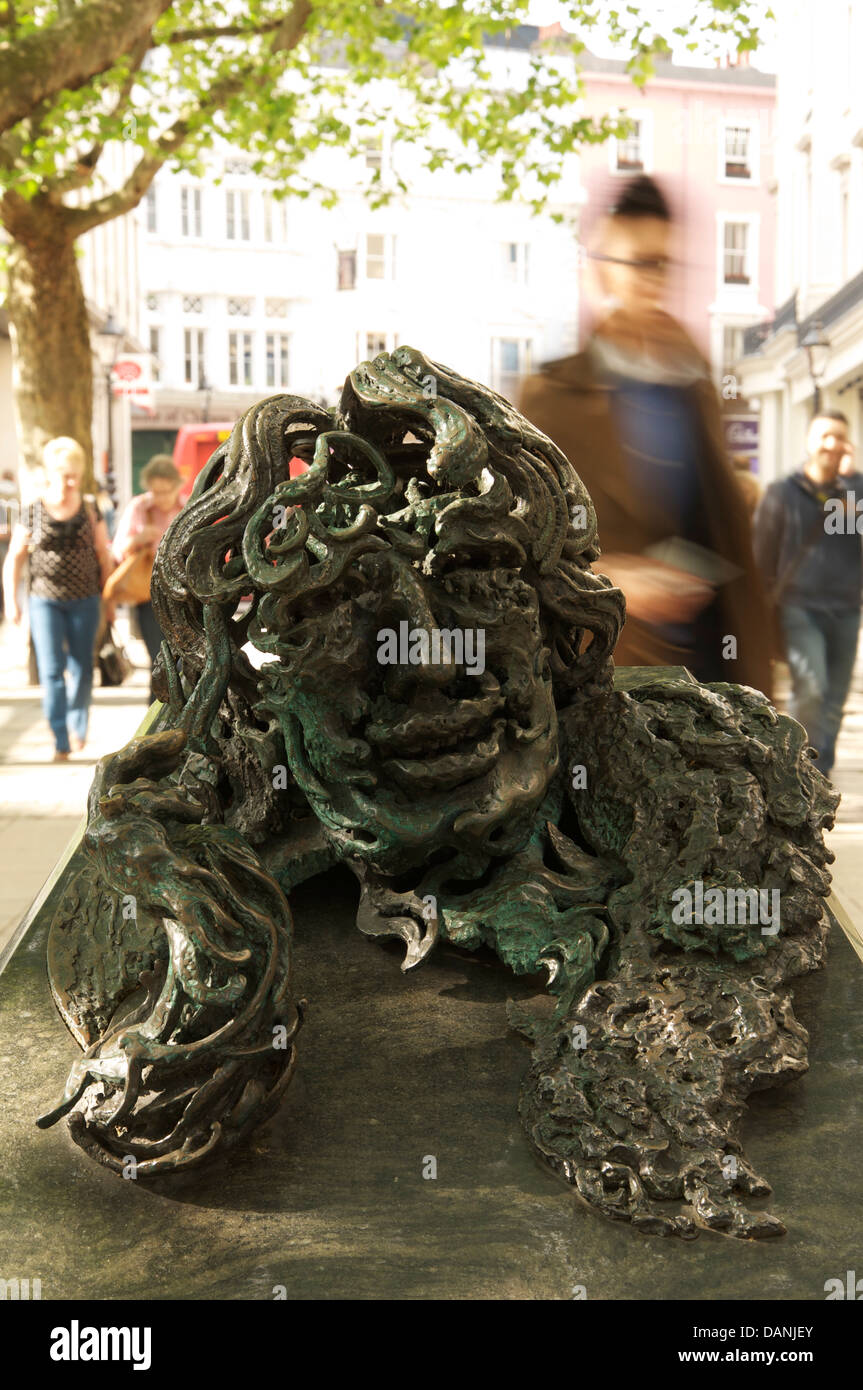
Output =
[
  {"x1": 96, "y1": 482, "x2": 117, "y2": 540},
  {"x1": 753, "y1": 411, "x2": 861, "y2": 779},
  {"x1": 1, "y1": 437, "x2": 114, "y2": 760},
  {"x1": 111, "y1": 455, "x2": 182, "y2": 699},
  {"x1": 518, "y1": 174, "x2": 771, "y2": 695},
  {"x1": 731, "y1": 454, "x2": 762, "y2": 516}
]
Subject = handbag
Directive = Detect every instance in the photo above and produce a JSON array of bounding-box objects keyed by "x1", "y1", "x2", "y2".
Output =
[
  {"x1": 103, "y1": 548, "x2": 153, "y2": 605},
  {"x1": 97, "y1": 622, "x2": 133, "y2": 687}
]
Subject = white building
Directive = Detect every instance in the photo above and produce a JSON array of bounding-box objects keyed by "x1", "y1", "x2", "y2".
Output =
[
  {"x1": 133, "y1": 31, "x2": 583, "y2": 487},
  {"x1": 734, "y1": 0, "x2": 863, "y2": 482}
]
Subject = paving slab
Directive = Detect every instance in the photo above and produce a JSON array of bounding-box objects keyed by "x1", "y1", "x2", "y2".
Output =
[{"x1": 0, "y1": 866, "x2": 861, "y2": 1302}]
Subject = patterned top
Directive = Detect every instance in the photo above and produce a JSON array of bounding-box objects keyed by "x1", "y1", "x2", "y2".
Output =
[{"x1": 24, "y1": 498, "x2": 102, "y2": 601}]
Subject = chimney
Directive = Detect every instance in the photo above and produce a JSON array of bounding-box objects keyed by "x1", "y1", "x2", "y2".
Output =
[{"x1": 719, "y1": 46, "x2": 752, "y2": 68}]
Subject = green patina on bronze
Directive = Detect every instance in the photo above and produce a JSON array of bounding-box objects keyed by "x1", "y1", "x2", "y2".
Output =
[{"x1": 38, "y1": 346, "x2": 838, "y2": 1239}]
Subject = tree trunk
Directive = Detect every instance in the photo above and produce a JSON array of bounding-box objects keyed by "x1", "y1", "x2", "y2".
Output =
[{"x1": 2, "y1": 193, "x2": 95, "y2": 492}]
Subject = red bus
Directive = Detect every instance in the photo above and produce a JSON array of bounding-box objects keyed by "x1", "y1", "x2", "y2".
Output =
[{"x1": 172, "y1": 423, "x2": 309, "y2": 501}]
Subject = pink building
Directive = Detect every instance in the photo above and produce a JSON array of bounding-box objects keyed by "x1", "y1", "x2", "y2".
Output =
[{"x1": 573, "y1": 46, "x2": 776, "y2": 382}]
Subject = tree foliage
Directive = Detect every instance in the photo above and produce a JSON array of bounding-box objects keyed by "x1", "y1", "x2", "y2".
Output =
[{"x1": 0, "y1": 0, "x2": 765, "y2": 231}]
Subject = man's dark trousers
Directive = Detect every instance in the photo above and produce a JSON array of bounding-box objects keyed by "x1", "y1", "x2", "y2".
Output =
[{"x1": 780, "y1": 604, "x2": 860, "y2": 778}]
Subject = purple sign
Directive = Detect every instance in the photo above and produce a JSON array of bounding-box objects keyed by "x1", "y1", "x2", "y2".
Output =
[{"x1": 723, "y1": 415, "x2": 759, "y2": 470}]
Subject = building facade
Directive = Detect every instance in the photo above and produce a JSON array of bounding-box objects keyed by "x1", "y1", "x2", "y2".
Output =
[
  {"x1": 134, "y1": 30, "x2": 585, "y2": 483},
  {"x1": 574, "y1": 45, "x2": 776, "y2": 387},
  {"x1": 734, "y1": 0, "x2": 863, "y2": 483}
]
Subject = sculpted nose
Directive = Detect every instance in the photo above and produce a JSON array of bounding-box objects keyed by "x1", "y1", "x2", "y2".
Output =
[{"x1": 379, "y1": 565, "x2": 458, "y2": 692}]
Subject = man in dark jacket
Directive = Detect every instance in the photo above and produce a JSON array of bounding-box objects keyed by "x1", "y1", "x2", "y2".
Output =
[
  {"x1": 753, "y1": 411, "x2": 860, "y2": 778},
  {"x1": 518, "y1": 175, "x2": 772, "y2": 696}
]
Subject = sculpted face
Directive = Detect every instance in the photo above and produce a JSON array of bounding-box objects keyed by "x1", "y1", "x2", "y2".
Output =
[
  {"x1": 154, "y1": 346, "x2": 619, "y2": 876},
  {"x1": 258, "y1": 556, "x2": 559, "y2": 875}
]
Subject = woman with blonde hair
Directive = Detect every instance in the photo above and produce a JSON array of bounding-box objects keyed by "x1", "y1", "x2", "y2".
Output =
[{"x1": 2, "y1": 437, "x2": 114, "y2": 760}]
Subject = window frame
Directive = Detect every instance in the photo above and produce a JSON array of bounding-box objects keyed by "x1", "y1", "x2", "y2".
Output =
[
  {"x1": 359, "y1": 331, "x2": 397, "y2": 359},
  {"x1": 364, "y1": 232, "x2": 396, "y2": 281},
  {"x1": 609, "y1": 109, "x2": 654, "y2": 176},
  {"x1": 183, "y1": 327, "x2": 205, "y2": 387},
  {"x1": 490, "y1": 336, "x2": 533, "y2": 400},
  {"x1": 226, "y1": 188, "x2": 251, "y2": 241},
  {"x1": 501, "y1": 241, "x2": 530, "y2": 286},
  {"x1": 228, "y1": 329, "x2": 254, "y2": 387},
  {"x1": 717, "y1": 118, "x2": 760, "y2": 186},
  {"x1": 181, "y1": 186, "x2": 203, "y2": 238},
  {"x1": 337, "y1": 249, "x2": 357, "y2": 291},
  {"x1": 262, "y1": 192, "x2": 288, "y2": 244},
  {"x1": 265, "y1": 332, "x2": 290, "y2": 389},
  {"x1": 716, "y1": 212, "x2": 760, "y2": 296}
]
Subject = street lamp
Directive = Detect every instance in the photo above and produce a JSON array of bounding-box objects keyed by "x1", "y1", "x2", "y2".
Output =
[
  {"x1": 801, "y1": 319, "x2": 830, "y2": 413},
  {"x1": 96, "y1": 310, "x2": 124, "y2": 504}
]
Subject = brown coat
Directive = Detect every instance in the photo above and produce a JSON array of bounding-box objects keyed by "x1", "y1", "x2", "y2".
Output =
[{"x1": 518, "y1": 341, "x2": 773, "y2": 698}]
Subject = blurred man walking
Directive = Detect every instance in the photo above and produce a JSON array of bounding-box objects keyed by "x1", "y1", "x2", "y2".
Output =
[{"x1": 518, "y1": 175, "x2": 771, "y2": 695}]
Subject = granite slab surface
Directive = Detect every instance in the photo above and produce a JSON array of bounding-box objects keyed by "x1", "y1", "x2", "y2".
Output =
[{"x1": 1, "y1": 862, "x2": 861, "y2": 1301}]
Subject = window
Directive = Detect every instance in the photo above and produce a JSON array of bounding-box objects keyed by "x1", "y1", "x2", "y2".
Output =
[
  {"x1": 502, "y1": 242, "x2": 529, "y2": 285},
  {"x1": 145, "y1": 185, "x2": 157, "y2": 233},
  {"x1": 491, "y1": 337, "x2": 532, "y2": 402},
  {"x1": 616, "y1": 119, "x2": 644, "y2": 172},
  {"x1": 723, "y1": 222, "x2": 750, "y2": 284},
  {"x1": 723, "y1": 125, "x2": 752, "y2": 180},
  {"x1": 184, "y1": 328, "x2": 205, "y2": 387},
  {"x1": 228, "y1": 331, "x2": 254, "y2": 387},
  {"x1": 338, "y1": 249, "x2": 357, "y2": 291},
  {"x1": 611, "y1": 110, "x2": 653, "y2": 175},
  {"x1": 146, "y1": 293, "x2": 159, "y2": 312},
  {"x1": 722, "y1": 325, "x2": 744, "y2": 366},
  {"x1": 363, "y1": 136, "x2": 383, "y2": 171},
  {"x1": 181, "y1": 187, "x2": 202, "y2": 238},
  {"x1": 365, "y1": 233, "x2": 396, "y2": 280},
  {"x1": 226, "y1": 189, "x2": 250, "y2": 240},
  {"x1": 265, "y1": 297, "x2": 289, "y2": 318},
  {"x1": 182, "y1": 295, "x2": 203, "y2": 313},
  {"x1": 266, "y1": 333, "x2": 290, "y2": 388},
  {"x1": 227, "y1": 296, "x2": 253, "y2": 316},
  {"x1": 718, "y1": 120, "x2": 759, "y2": 183},
  {"x1": 263, "y1": 193, "x2": 288, "y2": 243},
  {"x1": 359, "y1": 331, "x2": 398, "y2": 358},
  {"x1": 149, "y1": 326, "x2": 161, "y2": 383}
]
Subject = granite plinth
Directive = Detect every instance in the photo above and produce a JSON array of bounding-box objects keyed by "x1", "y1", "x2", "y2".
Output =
[{"x1": 0, "y1": 863, "x2": 861, "y2": 1301}]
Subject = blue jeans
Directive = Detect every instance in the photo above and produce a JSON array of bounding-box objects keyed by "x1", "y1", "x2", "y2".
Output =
[
  {"x1": 29, "y1": 594, "x2": 102, "y2": 753},
  {"x1": 780, "y1": 604, "x2": 861, "y2": 777}
]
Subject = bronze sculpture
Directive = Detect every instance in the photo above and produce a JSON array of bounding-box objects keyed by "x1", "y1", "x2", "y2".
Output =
[{"x1": 38, "y1": 347, "x2": 837, "y2": 1239}]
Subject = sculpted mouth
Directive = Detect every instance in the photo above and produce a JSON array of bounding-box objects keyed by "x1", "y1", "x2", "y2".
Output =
[
  {"x1": 382, "y1": 720, "x2": 506, "y2": 792},
  {"x1": 365, "y1": 671, "x2": 504, "y2": 757}
]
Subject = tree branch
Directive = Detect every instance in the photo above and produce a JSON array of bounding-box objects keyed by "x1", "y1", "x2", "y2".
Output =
[
  {"x1": 64, "y1": 0, "x2": 314, "y2": 235},
  {"x1": 47, "y1": 29, "x2": 153, "y2": 195},
  {"x1": 156, "y1": 18, "x2": 287, "y2": 45},
  {"x1": 0, "y1": 0, "x2": 175, "y2": 136}
]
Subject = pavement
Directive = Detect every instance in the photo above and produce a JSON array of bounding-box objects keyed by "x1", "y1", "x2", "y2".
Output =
[
  {"x1": 0, "y1": 615, "x2": 150, "y2": 953},
  {"x1": 1, "y1": 620, "x2": 863, "y2": 955}
]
